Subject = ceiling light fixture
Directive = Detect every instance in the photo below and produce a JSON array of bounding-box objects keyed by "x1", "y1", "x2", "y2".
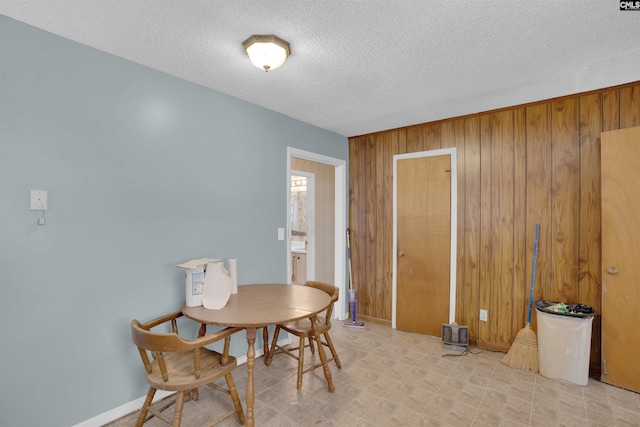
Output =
[{"x1": 242, "y1": 35, "x2": 291, "y2": 72}]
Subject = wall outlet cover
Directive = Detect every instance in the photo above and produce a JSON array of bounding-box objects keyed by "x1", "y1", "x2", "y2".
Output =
[{"x1": 30, "y1": 189, "x2": 48, "y2": 210}]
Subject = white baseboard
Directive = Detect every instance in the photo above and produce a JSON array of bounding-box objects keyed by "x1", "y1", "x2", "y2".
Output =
[
  {"x1": 72, "y1": 390, "x2": 175, "y2": 427},
  {"x1": 72, "y1": 336, "x2": 291, "y2": 427}
]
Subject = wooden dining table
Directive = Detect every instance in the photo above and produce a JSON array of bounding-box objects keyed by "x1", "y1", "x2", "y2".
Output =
[{"x1": 182, "y1": 283, "x2": 335, "y2": 427}]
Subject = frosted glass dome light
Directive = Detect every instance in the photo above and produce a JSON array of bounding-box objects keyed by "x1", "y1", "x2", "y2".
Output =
[{"x1": 242, "y1": 35, "x2": 291, "y2": 72}]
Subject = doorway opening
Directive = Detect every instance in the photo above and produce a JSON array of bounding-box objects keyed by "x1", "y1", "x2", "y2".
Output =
[
  {"x1": 290, "y1": 171, "x2": 314, "y2": 283},
  {"x1": 287, "y1": 147, "x2": 347, "y2": 320}
]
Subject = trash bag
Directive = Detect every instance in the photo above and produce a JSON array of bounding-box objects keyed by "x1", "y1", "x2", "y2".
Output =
[{"x1": 535, "y1": 300, "x2": 596, "y2": 318}]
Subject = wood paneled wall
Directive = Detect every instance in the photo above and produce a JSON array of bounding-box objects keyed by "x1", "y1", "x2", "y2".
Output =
[{"x1": 348, "y1": 82, "x2": 640, "y2": 372}]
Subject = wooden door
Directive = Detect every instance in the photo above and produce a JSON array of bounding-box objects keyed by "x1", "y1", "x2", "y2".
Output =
[
  {"x1": 395, "y1": 153, "x2": 452, "y2": 336},
  {"x1": 601, "y1": 126, "x2": 640, "y2": 393}
]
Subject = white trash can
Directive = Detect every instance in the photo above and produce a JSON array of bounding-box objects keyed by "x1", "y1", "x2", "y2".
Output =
[{"x1": 535, "y1": 304, "x2": 595, "y2": 386}]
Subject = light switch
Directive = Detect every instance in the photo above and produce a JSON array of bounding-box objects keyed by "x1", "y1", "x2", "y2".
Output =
[
  {"x1": 30, "y1": 189, "x2": 48, "y2": 210},
  {"x1": 277, "y1": 228, "x2": 285, "y2": 241}
]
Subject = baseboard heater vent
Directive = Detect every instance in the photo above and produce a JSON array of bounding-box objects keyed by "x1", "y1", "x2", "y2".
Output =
[{"x1": 442, "y1": 323, "x2": 469, "y2": 351}]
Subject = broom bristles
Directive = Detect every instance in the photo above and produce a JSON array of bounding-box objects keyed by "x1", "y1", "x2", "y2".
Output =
[{"x1": 501, "y1": 324, "x2": 539, "y2": 373}]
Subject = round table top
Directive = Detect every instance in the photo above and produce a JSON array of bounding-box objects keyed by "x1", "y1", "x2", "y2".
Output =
[{"x1": 182, "y1": 283, "x2": 331, "y2": 328}]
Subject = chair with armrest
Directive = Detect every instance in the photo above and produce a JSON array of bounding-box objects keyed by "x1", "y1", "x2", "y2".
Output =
[
  {"x1": 264, "y1": 281, "x2": 342, "y2": 390},
  {"x1": 130, "y1": 311, "x2": 245, "y2": 427}
]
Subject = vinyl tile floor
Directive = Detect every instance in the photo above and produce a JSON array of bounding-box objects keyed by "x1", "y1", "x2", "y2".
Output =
[{"x1": 108, "y1": 321, "x2": 640, "y2": 426}]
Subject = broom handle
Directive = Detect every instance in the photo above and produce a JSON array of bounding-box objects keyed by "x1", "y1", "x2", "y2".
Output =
[{"x1": 527, "y1": 224, "x2": 540, "y2": 324}]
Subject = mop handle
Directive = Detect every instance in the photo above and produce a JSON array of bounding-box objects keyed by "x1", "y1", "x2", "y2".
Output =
[
  {"x1": 527, "y1": 224, "x2": 540, "y2": 324},
  {"x1": 347, "y1": 228, "x2": 354, "y2": 291}
]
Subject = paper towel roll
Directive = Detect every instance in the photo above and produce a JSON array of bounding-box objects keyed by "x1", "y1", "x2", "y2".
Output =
[
  {"x1": 206, "y1": 261, "x2": 224, "y2": 273},
  {"x1": 229, "y1": 258, "x2": 238, "y2": 294}
]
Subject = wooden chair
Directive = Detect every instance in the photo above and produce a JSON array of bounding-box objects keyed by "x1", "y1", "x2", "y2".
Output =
[
  {"x1": 130, "y1": 311, "x2": 245, "y2": 427},
  {"x1": 265, "y1": 281, "x2": 342, "y2": 389}
]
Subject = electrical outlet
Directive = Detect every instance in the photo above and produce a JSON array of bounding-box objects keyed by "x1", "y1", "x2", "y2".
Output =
[{"x1": 480, "y1": 309, "x2": 488, "y2": 322}]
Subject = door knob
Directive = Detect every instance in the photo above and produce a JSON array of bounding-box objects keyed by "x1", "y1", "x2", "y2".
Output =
[
  {"x1": 606, "y1": 266, "x2": 618, "y2": 275},
  {"x1": 398, "y1": 251, "x2": 405, "y2": 257}
]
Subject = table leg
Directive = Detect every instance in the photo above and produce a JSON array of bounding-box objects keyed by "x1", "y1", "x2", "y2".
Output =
[
  {"x1": 245, "y1": 327, "x2": 256, "y2": 427},
  {"x1": 262, "y1": 326, "x2": 269, "y2": 364},
  {"x1": 309, "y1": 316, "x2": 335, "y2": 392}
]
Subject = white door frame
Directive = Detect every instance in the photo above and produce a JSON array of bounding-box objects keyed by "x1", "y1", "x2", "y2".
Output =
[
  {"x1": 392, "y1": 147, "x2": 458, "y2": 328},
  {"x1": 287, "y1": 147, "x2": 347, "y2": 320}
]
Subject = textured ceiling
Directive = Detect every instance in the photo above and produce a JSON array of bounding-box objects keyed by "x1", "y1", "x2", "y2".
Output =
[{"x1": 1, "y1": 1, "x2": 639, "y2": 137}]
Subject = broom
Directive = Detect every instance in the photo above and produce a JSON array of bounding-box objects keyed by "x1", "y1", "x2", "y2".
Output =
[
  {"x1": 501, "y1": 223, "x2": 540, "y2": 372},
  {"x1": 343, "y1": 228, "x2": 365, "y2": 328}
]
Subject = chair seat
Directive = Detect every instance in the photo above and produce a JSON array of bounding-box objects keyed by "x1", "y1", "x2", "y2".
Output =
[
  {"x1": 279, "y1": 316, "x2": 329, "y2": 336},
  {"x1": 146, "y1": 349, "x2": 237, "y2": 391}
]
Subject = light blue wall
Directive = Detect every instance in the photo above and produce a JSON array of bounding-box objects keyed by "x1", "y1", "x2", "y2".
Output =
[{"x1": 0, "y1": 16, "x2": 348, "y2": 427}]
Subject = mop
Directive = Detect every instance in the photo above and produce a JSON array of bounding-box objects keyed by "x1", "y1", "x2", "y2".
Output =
[{"x1": 343, "y1": 228, "x2": 365, "y2": 328}]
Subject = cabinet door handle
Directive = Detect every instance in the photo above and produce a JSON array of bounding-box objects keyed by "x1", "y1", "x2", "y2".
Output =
[
  {"x1": 606, "y1": 266, "x2": 618, "y2": 275},
  {"x1": 398, "y1": 251, "x2": 405, "y2": 257}
]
